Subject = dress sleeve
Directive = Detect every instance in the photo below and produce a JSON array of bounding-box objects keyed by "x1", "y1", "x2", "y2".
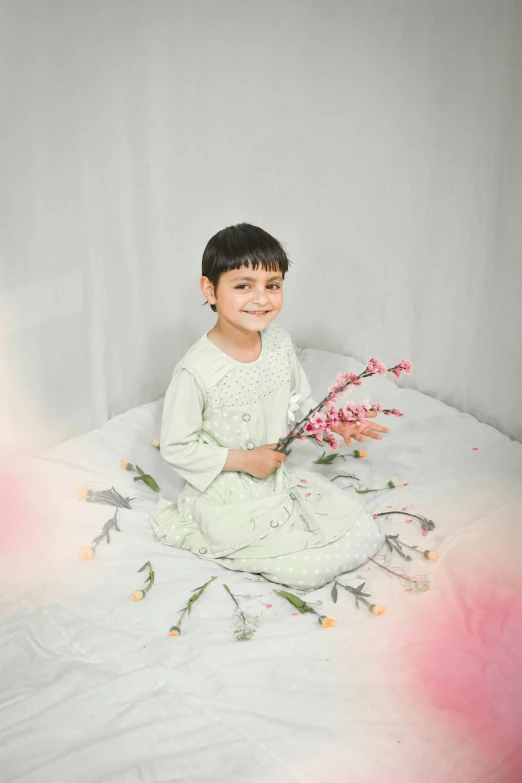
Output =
[
  {"x1": 160, "y1": 368, "x2": 229, "y2": 493},
  {"x1": 289, "y1": 343, "x2": 318, "y2": 420}
]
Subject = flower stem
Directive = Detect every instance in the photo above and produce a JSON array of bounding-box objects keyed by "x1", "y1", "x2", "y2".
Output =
[
  {"x1": 373, "y1": 511, "x2": 435, "y2": 530},
  {"x1": 223, "y1": 584, "x2": 248, "y2": 625},
  {"x1": 368, "y1": 556, "x2": 409, "y2": 582},
  {"x1": 356, "y1": 485, "x2": 392, "y2": 494},
  {"x1": 176, "y1": 576, "x2": 217, "y2": 629},
  {"x1": 138, "y1": 560, "x2": 155, "y2": 592}
]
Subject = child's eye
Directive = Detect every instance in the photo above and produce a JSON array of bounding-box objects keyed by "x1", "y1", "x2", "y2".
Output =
[{"x1": 234, "y1": 283, "x2": 280, "y2": 290}]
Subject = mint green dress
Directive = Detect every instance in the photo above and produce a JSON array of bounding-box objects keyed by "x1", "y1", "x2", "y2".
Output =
[{"x1": 149, "y1": 323, "x2": 384, "y2": 590}]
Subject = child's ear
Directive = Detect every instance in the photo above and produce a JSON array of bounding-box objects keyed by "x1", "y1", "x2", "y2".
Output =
[{"x1": 200, "y1": 276, "x2": 217, "y2": 307}]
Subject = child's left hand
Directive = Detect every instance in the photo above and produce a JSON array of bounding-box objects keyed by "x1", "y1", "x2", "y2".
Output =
[{"x1": 331, "y1": 411, "x2": 390, "y2": 447}]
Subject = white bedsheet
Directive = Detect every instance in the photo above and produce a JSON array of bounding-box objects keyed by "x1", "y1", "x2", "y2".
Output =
[{"x1": 1, "y1": 348, "x2": 521, "y2": 783}]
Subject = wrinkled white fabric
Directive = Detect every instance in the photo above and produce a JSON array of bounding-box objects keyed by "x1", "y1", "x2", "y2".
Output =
[{"x1": 1, "y1": 347, "x2": 521, "y2": 783}]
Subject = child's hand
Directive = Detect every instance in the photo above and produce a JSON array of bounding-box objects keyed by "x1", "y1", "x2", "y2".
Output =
[
  {"x1": 332, "y1": 412, "x2": 390, "y2": 447},
  {"x1": 244, "y1": 444, "x2": 287, "y2": 479}
]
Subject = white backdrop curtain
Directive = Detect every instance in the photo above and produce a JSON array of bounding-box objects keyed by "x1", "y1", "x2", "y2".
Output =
[{"x1": 1, "y1": 0, "x2": 521, "y2": 456}]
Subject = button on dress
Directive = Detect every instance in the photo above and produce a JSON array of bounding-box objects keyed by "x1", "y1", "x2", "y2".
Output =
[{"x1": 149, "y1": 323, "x2": 384, "y2": 590}]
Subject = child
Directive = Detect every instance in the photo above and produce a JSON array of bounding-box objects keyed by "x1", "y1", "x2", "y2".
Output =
[{"x1": 150, "y1": 223, "x2": 390, "y2": 590}]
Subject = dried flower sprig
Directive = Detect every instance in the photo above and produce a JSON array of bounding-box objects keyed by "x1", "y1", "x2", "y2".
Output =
[
  {"x1": 77, "y1": 484, "x2": 134, "y2": 509},
  {"x1": 275, "y1": 358, "x2": 412, "y2": 454},
  {"x1": 373, "y1": 510, "x2": 435, "y2": 532},
  {"x1": 223, "y1": 584, "x2": 261, "y2": 641},
  {"x1": 274, "y1": 589, "x2": 335, "y2": 628},
  {"x1": 384, "y1": 534, "x2": 440, "y2": 562},
  {"x1": 369, "y1": 556, "x2": 431, "y2": 594},
  {"x1": 78, "y1": 509, "x2": 120, "y2": 560},
  {"x1": 168, "y1": 576, "x2": 217, "y2": 637},
  {"x1": 120, "y1": 459, "x2": 160, "y2": 492},
  {"x1": 131, "y1": 561, "x2": 155, "y2": 601},
  {"x1": 332, "y1": 581, "x2": 387, "y2": 616}
]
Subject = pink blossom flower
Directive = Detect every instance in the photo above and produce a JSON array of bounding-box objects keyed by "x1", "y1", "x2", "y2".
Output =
[
  {"x1": 292, "y1": 612, "x2": 299, "y2": 616},
  {"x1": 402, "y1": 507, "x2": 408, "y2": 511},
  {"x1": 326, "y1": 410, "x2": 340, "y2": 427},
  {"x1": 403, "y1": 482, "x2": 409, "y2": 486},
  {"x1": 391, "y1": 360, "x2": 412, "y2": 379},
  {"x1": 472, "y1": 447, "x2": 478, "y2": 451},
  {"x1": 300, "y1": 479, "x2": 308, "y2": 484},
  {"x1": 406, "y1": 519, "x2": 412, "y2": 524},
  {"x1": 329, "y1": 372, "x2": 351, "y2": 393},
  {"x1": 392, "y1": 409, "x2": 403, "y2": 417},
  {"x1": 372, "y1": 514, "x2": 378, "y2": 520},
  {"x1": 265, "y1": 604, "x2": 272, "y2": 609},
  {"x1": 310, "y1": 412, "x2": 327, "y2": 430},
  {"x1": 339, "y1": 405, "x2": 355, "y2": 423},
  {"x1": 368, "y1": 358, "x2": 387, "y2": 375},
  {"x1": 349, "y1": 372, "x2": 363, "y2": 387},
  {"x1": 421, "y1": 529, "x2": 429, "y2": 537},
  {"x1": 325, "y1": 434, "x2": 340, "y2": 450}
]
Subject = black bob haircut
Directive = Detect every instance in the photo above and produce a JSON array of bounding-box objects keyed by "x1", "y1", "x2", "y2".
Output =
[{"x1": 202, "y1": 223, "x2": 291, "y2": 312}]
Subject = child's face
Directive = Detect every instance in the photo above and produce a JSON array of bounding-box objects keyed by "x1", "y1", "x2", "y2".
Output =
[{"x1": 202, "y1": 264, "x2": 283, "y2": 330}]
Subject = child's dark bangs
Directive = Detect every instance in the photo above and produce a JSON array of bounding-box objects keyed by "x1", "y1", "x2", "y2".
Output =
[{"x1": 245, "y1": 254, "x2": 288, "y2": 277}]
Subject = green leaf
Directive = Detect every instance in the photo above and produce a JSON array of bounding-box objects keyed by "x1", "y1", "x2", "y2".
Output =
[
  {"x1": 274, "y1": 589, "x2": 306, "y2": 608},
  {"x1": 133, "y1": 474, "x2": 160, "y2": 492},
  {"x1": 138, "y1": 561, "x2": 151, "y2": 573},
  {"x1": 135, "y1": 465, "x2": 146, "y2": 477},
  {"x1": 274, "y1": 590, "x2": 316, "y2": 614},
  {"x1": 142, "y1": 475, "x2": 160, "y2": 492},
  {"x1": 331, "y1": 584, "x2": 338, "y2": 604},
  {"x1": 354, "y1": 582, "x2": 366, "y2": 594}
]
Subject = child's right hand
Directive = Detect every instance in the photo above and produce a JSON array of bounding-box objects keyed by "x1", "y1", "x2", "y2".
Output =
[{"x1": 245, "y1": 444, "x2": 287, "y2": 479}]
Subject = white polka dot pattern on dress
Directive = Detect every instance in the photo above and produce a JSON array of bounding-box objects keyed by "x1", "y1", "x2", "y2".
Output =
[{"x1": 205, "y1": 324, "x2": 293, "y2": 408}]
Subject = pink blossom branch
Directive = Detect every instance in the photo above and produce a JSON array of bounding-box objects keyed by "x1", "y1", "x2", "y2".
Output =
[{"x1": 275, "y1": 359, "x2": 411, "y2": 454}]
